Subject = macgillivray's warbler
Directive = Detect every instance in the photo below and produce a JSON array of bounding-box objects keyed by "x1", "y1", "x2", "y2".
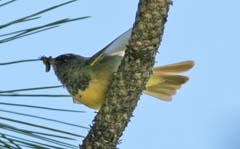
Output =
[{"x1": 41, "y1": 29, "x2": 194, "y2": 110}]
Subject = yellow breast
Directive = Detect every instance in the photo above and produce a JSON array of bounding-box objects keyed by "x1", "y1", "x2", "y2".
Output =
[{"x1": 73, "y1": 76, "x2": 110, "y2": 109}]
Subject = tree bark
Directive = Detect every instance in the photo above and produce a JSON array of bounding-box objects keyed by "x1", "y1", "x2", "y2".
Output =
[{"x1": 80, "y1": 0, "x2": 171, "y2": 148}]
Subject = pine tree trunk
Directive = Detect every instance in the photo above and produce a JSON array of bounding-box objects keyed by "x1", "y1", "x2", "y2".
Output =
[{"x1": 80, "y1": 0, "x2": 171, "y2": 148}]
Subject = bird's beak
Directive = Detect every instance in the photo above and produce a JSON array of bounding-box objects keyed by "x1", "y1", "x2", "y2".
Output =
[{"x1": 40, "y1": 56, "x2": 55, "y2": 72}]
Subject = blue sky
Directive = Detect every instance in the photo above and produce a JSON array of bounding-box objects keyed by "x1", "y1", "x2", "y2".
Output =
[{"x1": 1, "y1": 0, "x2": 240, "y2": 149}]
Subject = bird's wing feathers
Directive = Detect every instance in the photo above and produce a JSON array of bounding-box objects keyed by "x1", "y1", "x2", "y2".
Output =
[
  {"x1": 103, "y1": 28, "x2": 132, "y2": 56},
  {"x1": 86, "y1": 28, "x2": 132, "y2": 66}
]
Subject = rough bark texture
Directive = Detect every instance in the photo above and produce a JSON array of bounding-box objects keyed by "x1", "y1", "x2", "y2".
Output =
[{"x1": 80, "y1": 0, "x2": 171, "y2": 148}]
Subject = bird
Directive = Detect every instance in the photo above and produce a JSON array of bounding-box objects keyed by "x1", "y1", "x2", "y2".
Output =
[{"x1": 41, "y1": 29, "x2": 194, "y2": 110}]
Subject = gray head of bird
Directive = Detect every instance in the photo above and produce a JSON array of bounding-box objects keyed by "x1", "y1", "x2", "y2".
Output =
[{"x1": 41, "y1": 54, "x2": 87, "y2": 73}]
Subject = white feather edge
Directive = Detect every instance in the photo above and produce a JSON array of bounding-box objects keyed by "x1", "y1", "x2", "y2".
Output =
[
  {"x1": 104, "y1": 28, "x2": 132, "y2": 56},
  {"x1": 109, "y1": 51, "x2": 125, "y2": 57}
]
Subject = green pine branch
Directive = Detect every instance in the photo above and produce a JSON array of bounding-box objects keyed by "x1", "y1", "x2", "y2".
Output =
[
  {"x1": 0, "y1": 0, "x2": 90, "y2": 44},
  {"x1": 0, "y1": 0, "x2": 89, "y2": 148}
]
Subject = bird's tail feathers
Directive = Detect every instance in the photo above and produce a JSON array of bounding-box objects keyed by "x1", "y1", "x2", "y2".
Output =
[{"x1": 144, "y1": 61, "x2": 194, "y2": 101}]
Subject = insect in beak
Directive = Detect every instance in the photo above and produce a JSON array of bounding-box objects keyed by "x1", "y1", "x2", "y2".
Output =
[{"x1": 40, "y1": 56, "x2": 54, "y2": 72}]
